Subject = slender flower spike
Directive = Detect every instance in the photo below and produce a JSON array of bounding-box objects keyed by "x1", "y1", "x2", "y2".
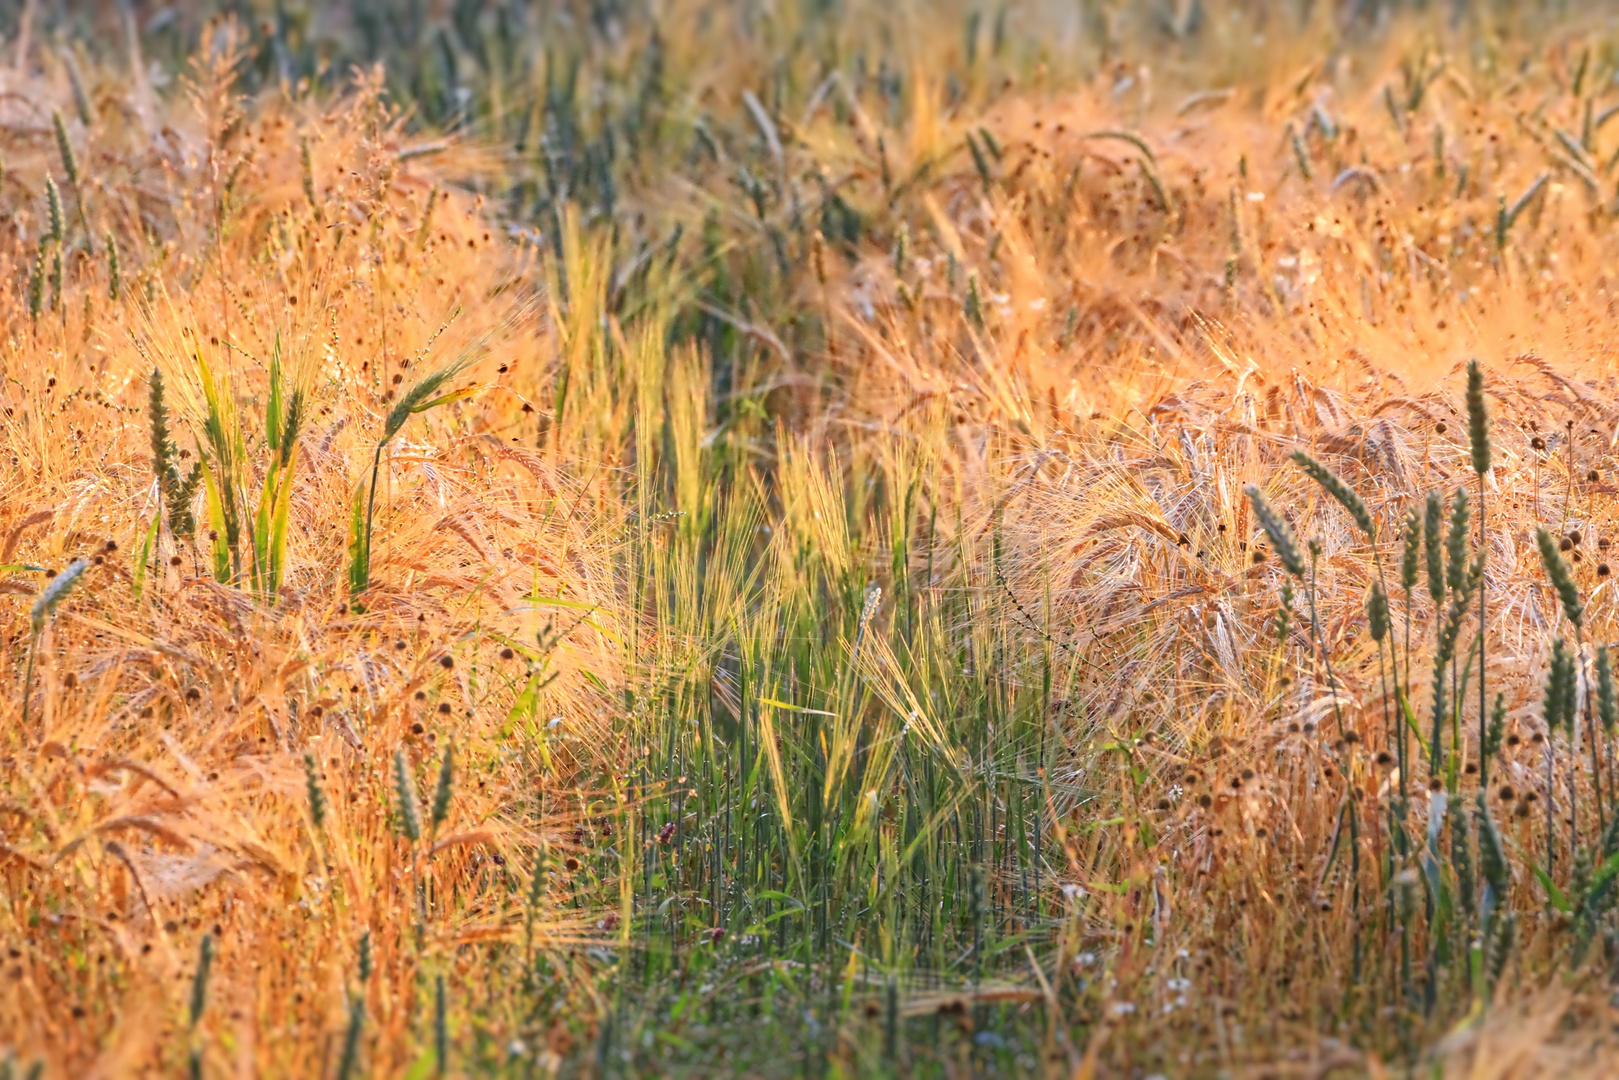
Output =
[
  {"x1": 1246, "y1": 486, "x2": 1305, "y2": 577},
  {"x1": 1467, "y1": 359, "x2": 1491, "y2": 476},
  {"x1": 1536, "y1": 526, "x2": 1584, "y2": 627},
  {"x1": 1291, "y1": 451, "x2": 1374, "y2": 537}
]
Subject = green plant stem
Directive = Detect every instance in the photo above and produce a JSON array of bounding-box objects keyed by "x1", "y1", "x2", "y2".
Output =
[
  {"x1": 1478, "y1": 468, "x2": 1488, "y2": 793},
  {"x1": 362, "y1": 440, "x2": 385, "y2": 592},
  {"x1": 20, "y1": 634, "x2": 38, "y2": 727}
]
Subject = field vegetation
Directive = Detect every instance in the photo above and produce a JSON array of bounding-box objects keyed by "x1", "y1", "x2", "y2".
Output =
[{"x1": 7, "y1": 0, "x2": 1619, "y2": 1076}]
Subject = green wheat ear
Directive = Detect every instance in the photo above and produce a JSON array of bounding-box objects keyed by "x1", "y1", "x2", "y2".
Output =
[
  {"x1": 431, "y1": 744, "x2": 454, "y2": 834},
  {"x1": 26, "y1": 247, "x2": 46, "y2": 323},
  {"x1": 1245, "y1": 485, "x2": 1304, "y2": 577},
  {"x1": 1291, "y1": 451, "x2": 1373, "y2": 537},
  {"x1": 1546, "y1": 637, "x2": 1577, "y2": 734},
  {"x1": 304, "y1": 752, "x2": 328, "y2": 830},
  {"x1": 1424, "y1": 491, "x2": 1445, "y2": 607},
  {"x1": 1599, "y1": 646, "x2": 1617, "y2": 733},
  {"x1": 394, "y1": 750, "x2": 422, "y2": 843},
  {"x1": 44, "y1": 176, "x2": 64, "y2": 244},
  {"x1": 1485, "y1": 692, "x2": 1506, "y2": 759},
  {"x1": 1367, "y1": 580, "x2": 1389, "y2": 642},
  {"x1": 1444, "y1": 487, "x2": 1472, "y2": 597},
  {"x1": 190, "y1": 934, "x2": 214, "y2": 1028},
  {"x1": 106, "y1": 233, "x2": 121, "y2": 301},
  {"x1": 1536, "y1": 527, "x2": 1584, "y2": 627},
  {"x1": 32, "y1": 560, "x2": 89, "y2": 637},
  {"x1": 1467, "y1": 359, "x2": 1491, "y2": 475},
  {"x1": 1400, "y1": 506, "x2": 1421, "y2": 593},
  {"x1": 52, "y1": 112, "x2": 79, "y2": 188}
]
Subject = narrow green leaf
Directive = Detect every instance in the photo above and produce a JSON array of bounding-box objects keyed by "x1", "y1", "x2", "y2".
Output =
[{"x1": 1534, "y1": 865, "x2": 1572, "y2": 912}]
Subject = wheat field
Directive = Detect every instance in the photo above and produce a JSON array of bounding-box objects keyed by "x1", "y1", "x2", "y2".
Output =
[{"x1": 6, "y1": 1, "x2": 1619, "y2": 1076}]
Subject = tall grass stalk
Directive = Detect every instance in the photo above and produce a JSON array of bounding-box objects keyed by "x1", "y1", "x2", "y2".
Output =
[{"x1": 350, "y1": 335, "x2": 472, "y2": 600}]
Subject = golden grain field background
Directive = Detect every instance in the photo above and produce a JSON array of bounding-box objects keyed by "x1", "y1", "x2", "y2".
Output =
[{"x1": 7, "y1": 1, "x2": 1619, "y2": 1076}]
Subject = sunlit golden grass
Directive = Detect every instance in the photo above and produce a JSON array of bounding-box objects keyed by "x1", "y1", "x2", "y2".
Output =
[{"x1": 11, "y1": 3, "x2": 1619, "y2": 1077}]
